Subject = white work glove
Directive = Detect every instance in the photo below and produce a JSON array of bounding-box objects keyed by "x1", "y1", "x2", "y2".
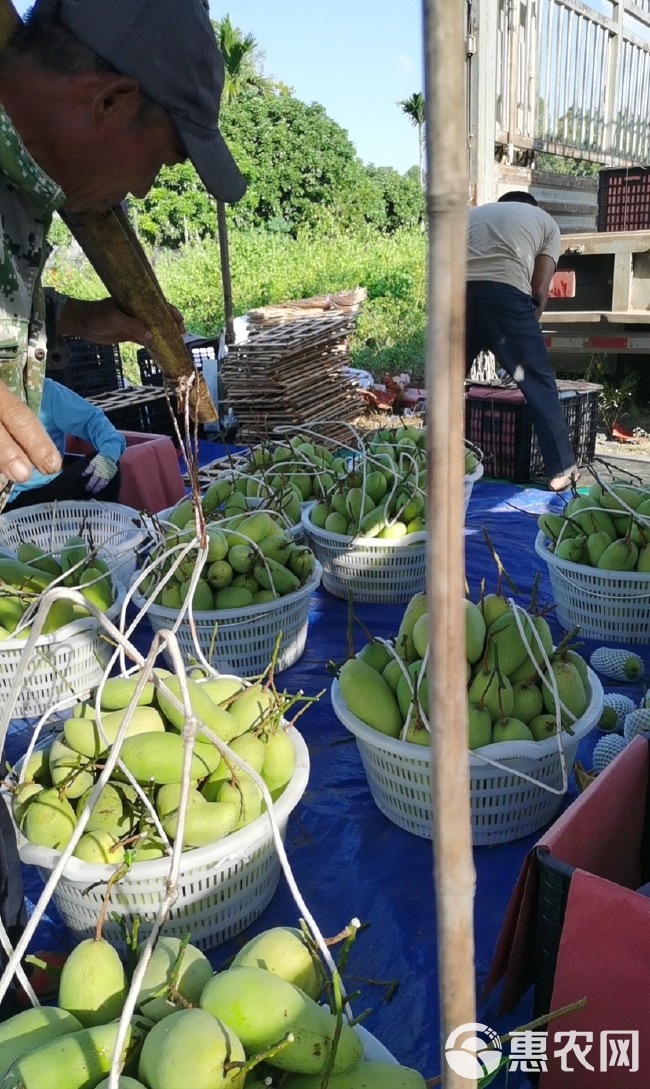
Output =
[{"x1": 82, "y1": 454, "x2": 119, "y2": 495}]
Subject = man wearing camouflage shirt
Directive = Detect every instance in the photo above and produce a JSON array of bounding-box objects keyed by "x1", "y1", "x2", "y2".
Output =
[
  {"x1": 0, "y1": 0, "x2": 245, "y2": 1009},
  {"x1": 0, "y1": 0, "x2": 245, "y2": 512}
]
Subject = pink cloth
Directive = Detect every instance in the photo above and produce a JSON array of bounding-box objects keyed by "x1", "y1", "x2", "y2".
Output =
[{"x1": 66, "y1": 430, "x2": 185, "y2": 513}]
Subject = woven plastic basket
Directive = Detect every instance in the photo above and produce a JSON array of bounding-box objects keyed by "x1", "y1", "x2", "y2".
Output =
[
  {"x1": 301, "y1": 504, "x2": 426, "y2": 604},
  {"x1": 535, "y1": 530, "x2": 650, "y2": 642},
  {"x1": 0, "y1": 500, "x2": 148, "y2": 585},
  {"x1": 132, "y1": 562, "x2": 322, "y2": 678},
  {"x1": 331, "y1": 669, "x2": 603, "y2": 846},
  {"x1": 5, "y1": 727, "x2": 309, "y2": 951},
  {"x1": 464, "y1": 460, "x2": 484, "y2": 513},
  {"x1": 0, "y1": 581, "x2": 125, "y2": 719}
]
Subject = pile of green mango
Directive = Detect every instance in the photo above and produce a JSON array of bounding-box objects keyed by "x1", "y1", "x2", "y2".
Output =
[
  {"x1": 539, "y1": 479, "x2": 650, "y2": 572},
  {"x1": 10, "y1": 671, "x2": 299, "y2": 860},
  {"x1": 142, "y1": 510, "x2": 318, "y2": 612},
  {"x1": 0, "y1": 535, "x2": 115, "y2": 640},
  {"x1": 337, "y1": 590, "x2": 592, "y2": 750},
  {"x1": 305, "y1": 427, "x2": 427, "y2": 540},
  {"x1": 234, "y1": 432, "x2": 350, "y2": 505},
  {"x1": 0, "y1": 925, "x2": 426, "y2": 1088}
]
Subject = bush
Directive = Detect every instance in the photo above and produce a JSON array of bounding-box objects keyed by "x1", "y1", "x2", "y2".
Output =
[{"x1": 45, "y1": 227, "x2": 427, "y2": 382}]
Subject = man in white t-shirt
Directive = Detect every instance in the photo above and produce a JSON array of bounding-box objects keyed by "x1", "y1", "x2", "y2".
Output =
[{"x1": 466, "y1": 191, "x2": 578, "y2": 491}]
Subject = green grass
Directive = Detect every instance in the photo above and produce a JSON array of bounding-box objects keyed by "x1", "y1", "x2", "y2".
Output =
[{"x1": 45, "y1": 227, "x2": 427, "y2": 385}]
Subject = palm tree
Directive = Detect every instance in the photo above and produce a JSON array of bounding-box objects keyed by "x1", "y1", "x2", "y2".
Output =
[
  {"x1": 398, "y1": 92, "x2": 426, "y2": 187},
  {"x1": 214, "y1": 15, "x2": 267, "y2": 104}
]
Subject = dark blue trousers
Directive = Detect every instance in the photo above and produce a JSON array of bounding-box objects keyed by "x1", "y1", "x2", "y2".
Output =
[{"x1": 466, "y1": 281, "x2": 576, "y2": 479}]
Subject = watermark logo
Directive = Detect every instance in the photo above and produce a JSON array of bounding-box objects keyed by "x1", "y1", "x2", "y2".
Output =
[
  {"x1": 444, "y1": 1023, "x2": 503, "y2": 1079},
  {"x1": 445, "y1": 1025, "x2": 640, "y2": 1078}
]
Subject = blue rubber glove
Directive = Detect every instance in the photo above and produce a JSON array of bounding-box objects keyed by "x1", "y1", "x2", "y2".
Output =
[{"x1": 82, "y1": 454, "x2": 119, "y2": 495}]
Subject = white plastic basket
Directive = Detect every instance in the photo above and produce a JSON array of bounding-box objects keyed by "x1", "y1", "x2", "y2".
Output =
[
  {"x1": 463, "y1": 460, "x2": 484, "y2": 514},
  {"x1": 0, "y1": 581, "x2": 125, "y2": 719},
  {"x1": 132, "y1": 562, "x2": 322, "y2": 678},
  {"x1": 0, "y1": 500, "x2": 148, "y2": 585},
  {"x1": 301, "y1": 504, "x2": 426, "y2": 604},
  {"x1": 535, "y1": 530, "x2": 650, "y2": 642},
  {"x1": 5, "y1": 727, "x2": 309, "y2": 951},
  {"x1": 331, "y1": 669, "x2": 603, "y2": 846}
]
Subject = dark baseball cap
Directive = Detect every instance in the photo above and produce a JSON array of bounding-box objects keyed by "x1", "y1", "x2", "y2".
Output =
[{"x1": 34, "y1": 0, "x2": 246, "y2": 203}]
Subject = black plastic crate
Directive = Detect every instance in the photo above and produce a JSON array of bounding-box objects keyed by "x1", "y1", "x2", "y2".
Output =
[
  {"x1": 464, "y1": 381, "x2": 601, "y2": 482},
  {"x1": 597, "y1": 166, "x2": 650, "y2": 232},
  {"x1": 533, "y1": 849, "x2": 575, "y2": 1019},
  {"x1": 48, "y1": 338, "x2": 125, "y2": 398}
]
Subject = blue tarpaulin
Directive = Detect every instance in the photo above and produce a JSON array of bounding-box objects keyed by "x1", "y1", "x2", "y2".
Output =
[{"x1": 7, "y1": 457, "x2": 647, "y2": 1087}]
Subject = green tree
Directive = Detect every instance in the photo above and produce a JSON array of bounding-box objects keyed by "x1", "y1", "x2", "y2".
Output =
[
  {"x1": 213, "y1": 14, "x2": 269, "y2": 103},
  {"x1": 398, "y1": 92, "x2": 425, "y2": 186},
  {"x1": 219, "y1": 93, "x2": 381, "y2": 234},
  {"x1": 364, "y1": 165, "x2": 425, "y2": 232}
]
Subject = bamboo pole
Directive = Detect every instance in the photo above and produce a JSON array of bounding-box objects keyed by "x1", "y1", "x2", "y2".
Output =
[
  {"x1": 0, "y1": 0, "x2": 217, "y2": 423},
  {"x1": 423, "y1": 0, "x2": 477, "y2": 1084},
  {"x1": 216, "y1": 200, "x2": 236, "y2": 345}
]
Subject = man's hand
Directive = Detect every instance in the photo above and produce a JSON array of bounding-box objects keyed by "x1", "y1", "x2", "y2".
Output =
[
  {"x1": 0, "y1": 383, "x2": 61, "y2": 483},
  {"x1": 56, "y1": 298, "x2": 186, "y2": 345}
]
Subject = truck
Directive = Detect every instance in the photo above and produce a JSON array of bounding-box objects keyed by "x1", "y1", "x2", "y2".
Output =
[{"x1": 467, "y1": 0, "x2": 650, "y2": 370}]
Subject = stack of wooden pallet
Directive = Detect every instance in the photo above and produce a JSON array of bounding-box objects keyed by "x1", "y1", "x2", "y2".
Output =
[
  {"x1": 221, "y1": 312, "x2": 365, "y2": 443},
  {"x1": 247, "y1": 287, "x2": 367, "y2": 330}
]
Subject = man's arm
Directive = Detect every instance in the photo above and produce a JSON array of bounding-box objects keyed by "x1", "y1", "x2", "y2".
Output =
[
  {"x1": 530, "y1": 254, "x2": 556, "y2": 321},
  {"x1": 56, "y1": 297, "x2": 185, "y2": 345}
]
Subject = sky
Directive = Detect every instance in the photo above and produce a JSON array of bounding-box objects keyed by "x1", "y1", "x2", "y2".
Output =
[{"x1": 13, "y1": 0, "x2": 424, "y2": 175}]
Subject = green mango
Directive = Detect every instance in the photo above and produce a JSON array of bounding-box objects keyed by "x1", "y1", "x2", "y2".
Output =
[
  {"x1": 596, "y1": 538, "x2": 639, "y2": 571},
  {"x1": 467, "y1": 668, "x2": 514, "y2": 722},
  {"x1": 357, "y1": 641, "x2": 393, "y2": 673},
  {"x1": 16, "y1": 542, "x2": 62, "y2": 578},
  {"x1": 12, "y1": 783, "x2": 44, "y2": 829},
  {"x1": 216, "y1": 773, "x2": 263, "y2": 830},
  {"x1": 395, "y1": 592, "x2": 427, "y2": 661},
  {"x1": 542, "y1": 660, "x2": 588, "y2": 726},
  {"x1": 41, "y1": 598, "x2": 76, "y2": 634},
  {"x1": 465, "y1": 599, "x2": 486, "y2": 664},
  {"x1": 492, "y1": 717, "x2": 534, "y2": 743},
  {"x1": 479, "y1": 593, "x2": 510, "y2": 627},
  {"x1": 118, "y1": 732, "x2": 222, "y2": 785},
  {"x1": 137, "y1": 1008, "x2": 244, "y2": 1089},
  {"x1": 309, "y1": 502, "x2": 329, "y2": 529},
  {"x1": 467, "y1": 703, "x2": 492, "y2": 749},
  {"x1": 57, "y1": 938, "x2": 128, "y2": 1028},
  {"x1": 156, "y1": 676, "x2": 243, "y2": 743},
  {"x1": 73, "y1": 830, "x2": 125, "y2": 865},
  {"x1": 0, "y1": 594, "x2": 28, "y2": 633},
  {"x1": 0, "y1": 1006, "x2": 82, "y2": 1084},
  {"x1": 339, "y1": 658, "x2": 402, "y2": 736},
  {"x1": 529, "y1": 713, "x2": 561, "y2": 741},
  {"x1": 0, "y1": 1007, "x2": 82, "y2": 1081},
  {"x1": 511, "y1": 681, "x2": 544, "y2": 723},
  {"x1": 282, "y1": 1061, "x2": 427, "y2": 1088},
  {"x1": 64, "y1": 706, "x2": 166, "y2": 760},
  {"x1": 1, "y1": 1019, "x2": 146, "y2": 1089},
  {"x1": 214, "y1": 586, "x2": 254, "y2": 609},
  {"x1": 75, "y1": 782, "x2": 134, "y2": 839},
  {"x1": 200, "y1": 966, "x2": 363, "y2": 1075},
  {"x1": 99, "y1": 675, "x2": 156, "y2": 712},
  {"x1": 261, "y1": 729, "x2": 296, "y2": 797},
  {"x1": 324, "y1": 511, "x2": 350, "y2": 536},
  {"x1": 78, "y1": 567, "x2": 114, "y2": 611},
  {"x1": 382, "y1": 657, "x2": 404, "y2": 692},
  {"x1": 23, "y1": 792, "x2": 76, "y2": 849},
  {"x1": 484, "y1": 612, "x2": 533, "y2": 677},
  {"x1": 227, "y1": 682, "x2": 278, "y2": 734},
  {"x1": 253, "y1": 557, "x2": 300, "y2": 595},
  {"x1": 49, "y1": 738, "x2": 94, "y2": 800},
  {"x1": 232, "y1": 926, "x2": 324, "y2": 1000},
  {"x1": 156, "y1": 783, "x2": 239, "y2": 846},
  {"x1": 198, "y1": 676, "x2": 246, "y2": 706},
  {"x1": 20, "y1": 747, "x2": 51, "y2": 785},
  {"x1": 206, "y1": 560, "x2": 233, "y2": 590},
  {"x1": 96, "y1": 1079, "x2": 146, "y2": 1089},
  {"x1": 586, "y1": 530, "x2": 613, "y2": 567},
  {"x1": 556, "y1": 535, "x2": 587, "y2": 563},
  {"x1": 136, "y1": 935, "x2": 213, "y2": 1022},
  {"x1": 168, "y1": 499, "x2": 195, "y2": 528}
]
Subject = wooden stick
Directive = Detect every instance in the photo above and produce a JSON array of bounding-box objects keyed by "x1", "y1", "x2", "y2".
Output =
[
  {"x1": 0, "y1": 0, "x2": 216, "y2": 423},
  {"x1": 424, "y1": 1, "x2": 476, "y2": 1086}
]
